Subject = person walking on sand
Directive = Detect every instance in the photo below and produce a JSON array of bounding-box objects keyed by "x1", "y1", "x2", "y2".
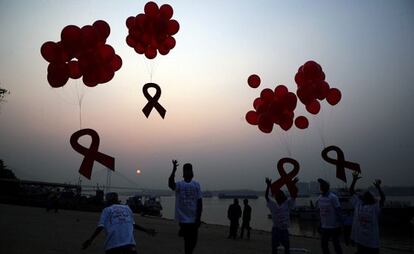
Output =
[
  {"x1": 349, "y1": 172, "x2": 385, "y2": 254},
  {"x1": 82, "y1": 193, "x2": 156, "y2": 254},
  {"x1": 227, "y1": 198, "x2": 242, "y2": 239},
  {"x1": 168, "y1": 160, "x2": 203, "y2": 254},
  {"x1": 265, "y1": 177, "x2": 296, "y2": 254},
  {"x1": 317, "y1": 178, "x2": 343, "y2": 254},
  {"x1": 240, "y1": 198, "x2": 252, "y2": 239}
]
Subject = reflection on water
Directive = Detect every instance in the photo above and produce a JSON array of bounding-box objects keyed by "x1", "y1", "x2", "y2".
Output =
[{"x1": 158, "y1": 196, "x2": 414, "y2": 251}]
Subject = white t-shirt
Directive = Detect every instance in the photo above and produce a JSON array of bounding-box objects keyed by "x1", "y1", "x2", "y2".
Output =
[
  {"x1": 175, "y1": 180, "x2": 202, "y2": 223},
  {"x1": 317, "y1": 192, "x2": 341, "y2": 229},
  {"x1": 350, "y1": 195, "x2": 380, "y2": 248},
  {"x1": 98, "y1": 204, "x2": 136, "y2": 250},
  {"x1": 267, "y1": 198, "x2": 295, "y2": 230}
]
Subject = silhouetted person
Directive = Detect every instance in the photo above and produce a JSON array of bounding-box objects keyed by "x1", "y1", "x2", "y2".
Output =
[
  {"x1": 240, "y1": 198, "x2": 252, "y2": 239},
  {"x1": 168, "y1": 160, "x2": 203, "y2": 254},
  {"x1": 317, "y1": 178, "x2": 343, "y2": 254},
  {"x1": 349, "y1": 172, "x2": 385, "y2": 254},
  {"x1": 227, "y1": 198, "x2": 242, "y2": 239},
  {"x1": 265, "y1": 177, "x2": 296, "y2": 254},
  {"x1": 46, "y1": 188, "x2": 60, "y2": 212},
  {"x1": 82, "y1": 193, "x2": 156, "y2": 253}
]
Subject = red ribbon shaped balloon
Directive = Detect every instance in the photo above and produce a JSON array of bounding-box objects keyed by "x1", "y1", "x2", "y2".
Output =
[
  {"x1": 271, "y1": 158, "x2": 300, "y2": 198},
  {"x1": 321, "y1": 145, "x2": 361, "y2": 182},
  {"x1": 70, "y1": 128, "x2": 115, "y2": 180},
  {"x1": 142, "y1": 83, "x2": 166, "y2": 118}
]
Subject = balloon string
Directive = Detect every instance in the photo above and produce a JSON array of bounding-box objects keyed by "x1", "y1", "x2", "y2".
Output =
[{"x1": 277, "y1": 132, "x2": 292, "y2": 157}]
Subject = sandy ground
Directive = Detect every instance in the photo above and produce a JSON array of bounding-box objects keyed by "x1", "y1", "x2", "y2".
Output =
[{"x1": 0, "y1": 204, "x2": 411, "y2": 254}]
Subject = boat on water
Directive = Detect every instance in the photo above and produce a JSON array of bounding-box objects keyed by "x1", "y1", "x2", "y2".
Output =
[
  {"x1": 218, "y1": 193, "x2": 258, "y2": 199},
  {"x1": 126, "y1": 195, "x2": 162, "y2": 217}
]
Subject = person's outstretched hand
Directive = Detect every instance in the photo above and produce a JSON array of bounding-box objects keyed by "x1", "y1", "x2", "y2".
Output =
[
  {"x1": 265, "y1": 177, "x2": 272, "y2": 186},
  {"x1": 373, "y1": 179, "x2": 382, "y2": 188},
  {"x1": 352, "y1": 172, "x2": 362, "y2": 181},
  {"x1": 82, "y1": 239, "x2": 92, "y2": 250},
  {"x1": 172, "y1": 160, "x2": 179, "y2": 169}
]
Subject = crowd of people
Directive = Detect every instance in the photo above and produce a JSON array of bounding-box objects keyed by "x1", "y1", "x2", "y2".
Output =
[{"x1": 81, "y1": 161, "x2": 386, "y2": 254}]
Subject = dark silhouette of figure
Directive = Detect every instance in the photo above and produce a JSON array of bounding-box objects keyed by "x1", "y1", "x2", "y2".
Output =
[
  {"x1": 46, "y1": 188, "x2": 60, "y2": 213},
  {"x1": 169, "y1": 160, "x2": 203, "y2": 254},
  {"x1": 227, "y1": 198, "x2": 242, "y2": 239},
  {"x1": 82, "y1": 193, "x2": 156, "y2": 253},
  {"x1": 240, "y1": 198, "x2": 252, "y2": 239},
  {"x1": 265, "y1": 177, "x2": 296, "y2": 254},
  {"x1": 317, "y1": 178, "x2": 343, "y2": 254},
  {"x1": 349, "y1": 172, "x2": 385, "y2": 254}
]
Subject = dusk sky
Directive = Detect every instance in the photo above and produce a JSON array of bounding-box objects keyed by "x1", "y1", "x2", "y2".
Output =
[{"x1": 0, "y1": 0, "x2": 413, "y2": 190}]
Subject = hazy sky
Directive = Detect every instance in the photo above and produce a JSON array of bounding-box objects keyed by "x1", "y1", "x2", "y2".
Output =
[{"x1": 1, "y1": 0, "x2": 413, "y2": 190}]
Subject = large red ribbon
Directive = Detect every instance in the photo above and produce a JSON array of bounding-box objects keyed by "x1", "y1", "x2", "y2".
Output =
[
  {"x1": 70, "y1": 128, "x2": 115, "y2": 180},
  {"x1": 142, "y1": 83, "x2": 166, "y2": 119},
  {"x1": 321, "y1": 145, "x2": 360, "y2": 182},
  {"x1": 271, "y1": 158, "x2": 300, "y2": 198}
]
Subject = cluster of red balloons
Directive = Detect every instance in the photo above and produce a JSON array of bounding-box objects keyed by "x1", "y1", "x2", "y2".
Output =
[
  {"x1": 246, "y1": 75, "x2": 310, "y2": 133},
  {"x1": 41, "y1": 20, "x2": 122, "y2": 88},
  {"x1": 295, "y1": 61, "x2": 341, "y2": 114},
  {"x1": 126, "y1": 2, "x2": 179, "y2": 59}
]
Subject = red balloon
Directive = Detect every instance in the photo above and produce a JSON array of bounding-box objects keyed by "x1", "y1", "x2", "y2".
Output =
[
  {"x1": 126, "y1": 35, "x2": 136, "y2": 47},
  {"x1": 280, "y1": 118, "x2": 293, "y2": 131},
  {"x1": 246, "y1": 111, "x2": 258, "y2": 125},
  {"x1": 160, "y1": 4, "x2": 173, "y2": 20},
  {"x1": 144, "y1": 2, "x2": 159, "y2": 17},
  {"x1": 93, "y1": 20, "x2": 110, "y2": 41},
  {"x1": 284, "y1": 92, "x2": 298, "y2": 111},
  {"x1": 111, "y1": 55, "x2": 122, "y2": 71},
  {"x1": 134, "y1": 43, "x2": 146, "y2": 54},
  {"x1": 297, "y1": 86, "x2": 315, "y2": 105},
  {"x1": 247, "y1": 74, "x2": 260, "y2": 88},
  {"x1": 294, "y1": 71, "x2": 306, "y2": 87},
  {"x1": 97, "y1": 65, "x2": 115, "y2": 84},
  {"x1": 98, "y1": 44, "x2": 115, "y2": 62},
  {"x1": 167, "y1": 19, "x2": 180, "y2": 35},
  {"x1": 258, "y1": 113, "x2": 273, "y2": 133},
  {"x1": 82, "y1": 70, "x2": 99, "y2": 87},
  {"x1": 47, "y1": 62, "x2": 69, "y2": 88},
  {"x1": 81, "y1": 25, "x2": 98, "y2": 48},
  {"x1": 68, "y1": 60, "x2": 82, "y2": 79},
  {"x1": 274, "y1": 85, "x2": 288, "y2": 98},
  {"x1": 303, "y1": 60, "x2": 322, "y2": 80},
  {"x1": 145, "y1": 47, "x2": 157, "y2": 59},
  {"x1": 164, "y1": 36, "x2": 176, "y2": 50},
  {"x1": 135, "y1": 14, "x2": 146, "y2": 27},
  {"x1": 316, "y1": 80, "x2": 330, "y2": 100},
  {"x1": 295, "y1": 116, "x2": 309, "y2": 129},
  {"x1": 306, "y1": 100, "x2": 321, "y2": 115},
  {"x1": 61, "y1": 25, "x2": 81, "y2": 50},
  {"x1": 253, "y1": 97, "x2": 264, "y2": 110},
  {"x1": 126, "y1": 16, "x2": 135, "y2": 29},
  {"x1": 260, "y1": 88, "x2": 274, "y2": 102},
  {"x1": 41, "y1": 41, "x2": 59, "y2": 62},
  {"x1": 326, "y1": 88, "x2": 342, "y2": 105}
]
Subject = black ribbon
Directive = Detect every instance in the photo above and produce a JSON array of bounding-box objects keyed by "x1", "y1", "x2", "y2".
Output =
[
  {"x1": 70, "y1": 128, "x2": 115, "y2": 180},
  {"x1": 321, "y1": 145, "x2": 360, "y2": 183},
  {"x1": 142, "y1": 83, "x2": 166, "y2": 119},
  {"x1": 271, "y1": 157, "x2": 300, "y2": 198}
]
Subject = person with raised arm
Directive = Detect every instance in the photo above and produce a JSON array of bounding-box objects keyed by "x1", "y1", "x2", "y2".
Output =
[
  {"x1": 168, "y1": 160, "x2": 203, "y2": 254},
  {"x1": 349, "y1": 172, "x2": 385, "y2": 254},
  {"x1": 265, "y1": 177, "x2": 296, "y2": 254}
]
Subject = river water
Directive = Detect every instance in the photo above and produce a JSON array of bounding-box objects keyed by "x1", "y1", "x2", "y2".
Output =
[{"x1": 155, "y1": 196, "x2": 414, "y2": 251}]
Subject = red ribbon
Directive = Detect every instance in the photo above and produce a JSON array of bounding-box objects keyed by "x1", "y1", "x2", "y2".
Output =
[
  {"x1": 70, "y1": 128, "x2": 115, "y2": 180},
  {"x1": 271, "y1": 157, "x2": 300, "y2": 198},
  {"x1": 142, "y1": 83, "x2": 166, "y2": 119},
  {"x1": 321, "y1": 145, "x2": 360, "y2": 182}
]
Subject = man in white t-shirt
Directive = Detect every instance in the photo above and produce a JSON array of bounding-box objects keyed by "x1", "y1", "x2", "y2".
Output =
[
  {"x1": 349, "y1": 172, "x2": 385, "y2": 254},
  {"x1": 265, "y1": 177, "x2": 296, "y2": 254},
  {"x1": 82, "y1": 193, "x2": 156, "y2": 254},
  {"x1": 168, "y1": 160, "x2": 203, "y2": 254},
  {"x1": 317, "y1": 178, "x2": 343, "y2": 254}
]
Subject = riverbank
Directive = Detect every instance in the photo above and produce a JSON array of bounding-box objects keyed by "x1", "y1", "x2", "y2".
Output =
[{"x1": 0, "y1": 204, "x2": 411, "y2": 254}]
